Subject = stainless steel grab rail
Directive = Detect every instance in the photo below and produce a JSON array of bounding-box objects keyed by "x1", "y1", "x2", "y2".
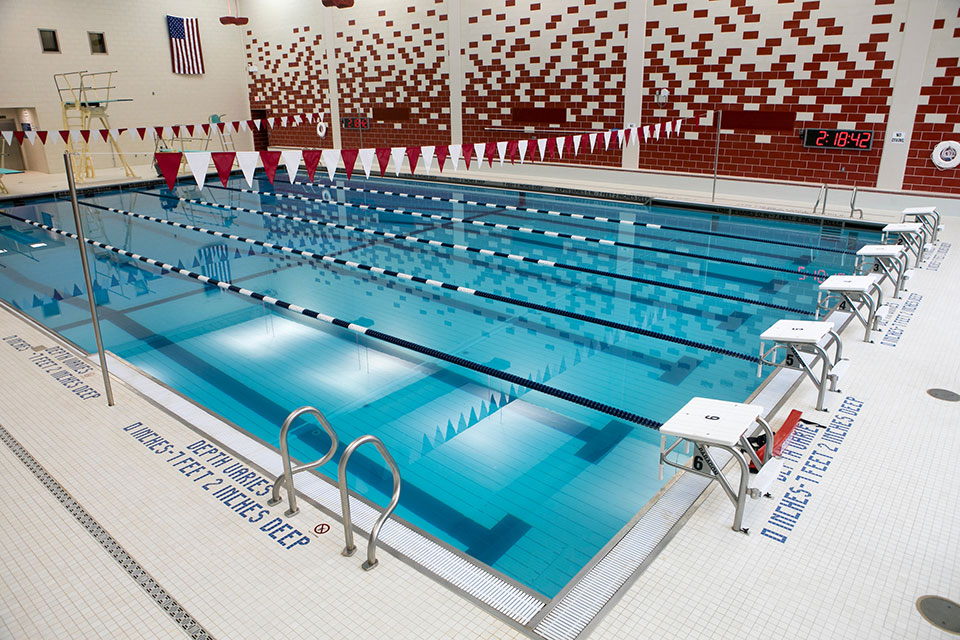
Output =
[
  {"x1": 338, "y1": 435, "x2": 402, "y2": 570},
  {"x1": 267, "y1": 407, "x2": 339, "y2": 516},
  {"x1": 849, "y1": 186, "x2": 863, "y2": 219},
  {"x1": 812, "y1": 183, "x2": 828, "y2": 215}
]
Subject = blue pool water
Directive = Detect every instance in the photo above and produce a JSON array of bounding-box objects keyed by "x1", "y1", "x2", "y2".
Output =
[{"x1": 0, "y1": 174, "x2": 880, "y2": 596}]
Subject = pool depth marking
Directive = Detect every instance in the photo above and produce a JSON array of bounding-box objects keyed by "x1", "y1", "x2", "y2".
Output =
[
  {"x1": 80, "y1": 201, "x2": 760, "y2": 364},
  {"x1": 287, "y1": 180, "x2": 859, "y2": 256},
  {"x1": 0, "y1": 210, "x2": 662, "y2": 429},
  {"x1": 133, "y1": 191, "x2": 813, "y2": 316},
  {"x1": 205, "y1": 185, "x2": 815, "y2": 276}
]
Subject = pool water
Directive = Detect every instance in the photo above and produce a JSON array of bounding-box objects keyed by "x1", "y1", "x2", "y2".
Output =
[{"x1": 0, "y1": 174, "x2": 879, "y2": 596}]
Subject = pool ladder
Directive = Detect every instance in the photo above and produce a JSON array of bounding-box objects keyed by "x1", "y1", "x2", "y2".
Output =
[{"x1": 267, "y1": 406, "x2": 402, "y2": 570}]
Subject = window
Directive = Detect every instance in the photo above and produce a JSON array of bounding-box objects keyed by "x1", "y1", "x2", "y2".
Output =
[
  {"x1": 38, "y1": 29, "x2": 59, "y2": 53},
  {"x1": 88, "y1": 32, "x2": 107, "y2": 54}
]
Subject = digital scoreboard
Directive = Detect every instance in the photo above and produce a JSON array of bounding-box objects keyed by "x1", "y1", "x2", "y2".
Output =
[
  {"x1": 802, "y1": 128, "x2": 873, "y2": 150},
  {"x1": 341, "y1": 116, "x2": 370, "y2": 130}
]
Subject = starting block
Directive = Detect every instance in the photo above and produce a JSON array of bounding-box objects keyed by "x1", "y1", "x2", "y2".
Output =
[
  {"x1": 882, "y1": 222, "x2": 928, "y2": 267},
  {"x1": 855, "y1": 244, "x2": 910, "y2": 298},
  {"x1": 759, "y1": 319, "x2": 846, "y2": 411},
  {"x1": 659, "y1": 397, "x2": 780, "y2": 533},
  {"x1": 817, "y1": 274, "x2": 886, "y2": 342},
  {"x1": 901, "y1": 206, "x2": 942, "y2": 246}
]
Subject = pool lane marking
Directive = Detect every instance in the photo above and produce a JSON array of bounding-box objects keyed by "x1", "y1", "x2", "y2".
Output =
[
  {"x1": 133, "y1": 190, "x2": 813, "y2": 316},
  {"x1": 80, "y1": 201, "x2": 760, "y2": 364},
  {"x1": 205, "y1": 184, "x2": 813, "y2": 276},
  {"x1": 287, "y1": 181, "x2": 858, "y2": 256},
  {"x1": 0, "y1": 210, "x2": 662, "y2": 429}
]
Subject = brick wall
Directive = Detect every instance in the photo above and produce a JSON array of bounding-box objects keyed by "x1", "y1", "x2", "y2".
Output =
[{"x1": 902, "y1": 3, "x2": 960, "y2": 192}]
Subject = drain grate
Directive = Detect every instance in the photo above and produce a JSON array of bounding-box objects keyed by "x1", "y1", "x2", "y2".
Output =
[
  {"x1": 0, "y1": 422, "x2": 215, "y2": 640},
  {"x1": 927, "y1": 388, "x2": 960, "y2": 402},
  {"x1": 917, "y1": 595, "x2": 960, "y2": 634}
]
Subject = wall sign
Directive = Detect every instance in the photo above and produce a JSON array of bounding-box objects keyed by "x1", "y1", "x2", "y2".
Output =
[
  {"x1": 341, "y1": 116, "x2": 370, "y2": 130},
  {"x1": 802, "y1": 128, "x2": 873, "y2": 150}
]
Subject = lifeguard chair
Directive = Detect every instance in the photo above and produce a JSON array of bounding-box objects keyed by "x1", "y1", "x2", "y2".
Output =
[{"x1": 54, "y1": 70, "x2": 136, "y2": 181}]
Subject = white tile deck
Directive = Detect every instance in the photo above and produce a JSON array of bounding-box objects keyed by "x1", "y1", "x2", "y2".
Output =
[{"x1": 0, "y1": 185, "x2": 956, "y2": 640}]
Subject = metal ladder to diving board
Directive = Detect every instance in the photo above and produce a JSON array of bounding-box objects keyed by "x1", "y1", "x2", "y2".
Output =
[{"x1": 268, "y1": 406, "x2": 402, "y2": 570}]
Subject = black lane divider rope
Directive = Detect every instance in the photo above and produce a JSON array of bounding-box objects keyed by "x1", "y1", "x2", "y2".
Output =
[
  {"x1": 205, "y1": 184, "x2": 812, "y2": 276},
  {"x1": 0, "y1": 209, "x2": 662, "y2": 429},
  {"x1": 135, "y1": 190, "x2": 814, "y2": 316},
  {"x1": 80, "y1": 201, "x2": 760, "y2": 364},
  {"x1": 277, "y1": 181, "x2": 858, "y2": 256}
]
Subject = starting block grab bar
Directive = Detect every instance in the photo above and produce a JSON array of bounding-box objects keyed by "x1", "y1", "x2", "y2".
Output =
[{"x1": 758, "y1": 320, "x2": 845, "y2": 412}]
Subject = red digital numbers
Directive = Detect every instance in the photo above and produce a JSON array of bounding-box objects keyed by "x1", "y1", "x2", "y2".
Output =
[
  {"x1": 835, "y1": 131, "x2": 849, "y2": 146},
  {"x1": 805, "y1": 129, "x2": 873, "y2": 150},
  {"x1": 341, "y1": 117, "x2": 370, "y2": 130},
  {"x1": 859, "y1": 132, "x2": 871, "y2": 149},
  {"x1": 815, "y1": 131, "x2": 828, "y2": 146}
]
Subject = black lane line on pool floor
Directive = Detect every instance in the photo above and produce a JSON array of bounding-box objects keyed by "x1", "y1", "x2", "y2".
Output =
[
  {"x1": 80, "y1": 201, "x2": 760, "y2": 364},
  {"x1": 134, "y1": 189, "x2": 812, "y2": 316},
  {"x1": 0, "y1": 210, "x2": 662, "y2": 429},
  {"x1": 0, "y1": 422, "x2": 216, "y2": 640},
  {"x1": 281, "y1": 179, "x2": 860, "y2": 257},
  {"x1": 206, "y1": 183, "x2": 823, "y2": 276}
]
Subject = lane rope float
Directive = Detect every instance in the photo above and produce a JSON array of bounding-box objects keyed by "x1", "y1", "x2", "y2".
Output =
[
  {"x1": 203, "y1": 184, "x2": 816, "y2": 276},
  {"x1": 81, "y1": 200, "x2": 761, "y2": 363},
  {"x1": 0, "y1": 208, "x2": 663, "y2": 429},
  {"x1": 134, "y1": 190, "x2": 815, "y2": 316}
]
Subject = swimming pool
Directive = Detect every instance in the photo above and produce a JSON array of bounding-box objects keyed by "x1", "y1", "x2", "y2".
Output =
[{"x1": 0, "y1": 174, "x2": 880, "y2": 596}]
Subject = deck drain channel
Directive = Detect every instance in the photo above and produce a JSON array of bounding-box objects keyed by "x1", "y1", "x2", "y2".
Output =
[
  {"x1": 917, "y1": 595, "x2": 960, "y2": 634},
  {"x1": 927, "y1": 388, "x2": 960, "y2": 402},
  {"x1": 0, "y1": 422, "x2": 215, "y2": 640}
]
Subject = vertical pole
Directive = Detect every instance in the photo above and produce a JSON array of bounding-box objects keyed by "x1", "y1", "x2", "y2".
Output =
[
  {"x1": 64, "y1": 152, "x2": 115, "y2": 406},
  {"x1": 711, "y1": 110, "x2": 722, "y2": 202},
  {"x1": 822, "y1": 185, "x2": 828, "y2": 215}
]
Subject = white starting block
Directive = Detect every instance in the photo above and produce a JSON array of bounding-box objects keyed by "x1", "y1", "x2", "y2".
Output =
[
  {"x1": 901, "y1": 206, "x2": 943, "y2": 245},
  {"x1": 659, "y1": 397, "x2": 780, "y2": 533},
  {"x1": 759, "y1": 319, "x2": 847, "y2": 411},
  {"x1": 817, "y1": 274, "x2": 886, "y2": 342},
  {"x1": 855, "y1": 244, "x2": 910, "y2": 298},
  {"x1": 882, "y1": 222, "x2": 928, "y2": 267}
]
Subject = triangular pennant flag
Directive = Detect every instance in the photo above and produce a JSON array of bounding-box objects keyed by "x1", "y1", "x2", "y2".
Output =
[
  {"x1": 630, "y1": 125, "x2": 639, "y2": 146},
  {"x1": 665, "y1": 121, "x2": 673, "y2": 138},
  {"x1": 146, "y1": 128, "x2": 156, "y2": 140},
  {"x1": 185, "y1": 152, "x2": 211, "y2": 190},
  {"x1": 473, "y1": 143, "x2": 485, "y2": 168},
  {"x1": 71, "y1": 129, "x2": 83, "y2": 143},
  {"x1": 280, "y1": 116, "x2": 289, "y2": 128},
  {"x1": 238, "y1": 120, "x2": 248, "y2": 132},
  {"x1": 461, "y1": 144, "x2": 473, "y2": 169},
  {"x1": 537, "y1": 138, "x2": 548, "y2": 161},
  {"x1": 518, "y1": 140, "x2": 528, "y2": 164},
  {"x1": 201, "y1": 124, "x2": 211, "y2": 136},
  {"x1": 217, "y1": 122, "x2": 226, "y2": 133},
  {"x1": 304, "y1": 113, "x2": 314, "y2": 123},
  {"x1": 259, "y1": 150, "x2": 281, "y2": 184},
  {"x1": 281, "y1": 149, "x2": 302, "y2": 183},
  {"x1": 59, "y1": 130, "x2": 70, "y2": 144},
  {"x1": 573, "y1": 134, "x2": 582, "y2": 155},
  {"x1": 341, "y1": 148, "x2": 359, "y2": 179},
  {"x1": 390, "y1": 147, "x2": 405, "y2": 175},
  {"x1": 154, "y1": 152, "x2": 182, "y2": 190},
  {"x1": 211, "y1": 152, "x2": 235, "y2": 187},
  {"x1": 435, "y1": 145, "x2": 448, "y2": 172},
  {"x1": 236, "y1": 152, "x2": 259, "y2": 187},
  {"x1": 588, "y1": 132, "x2": 598, "y2": 152},
  {"x1": 37, "y1": 130, "x2": 48, "y2": 144},
  {"x1": 603, "y1": 130, "x2": 612, "y2": 149},
  {"x1": 321, "y1": 148, "x2": 340, "y2": 181},
  {"x1": 358, "y1": 148, "x2": 376, "y2": 178},
  {"x1": 25, "y1": 130, "x2": 37, "y2": 145},
  {"x1": 406, "y1": 146, "x2": 421, "y2": 174},
  {"x1": 247, "y1": 119, "x2": 257, "y2": 130},
  {"x1": 79, "y1": 130, "x2": 92, "y2": 143},
  {"x1": 507, "y1": 140, "x2": 518, "y2": 164},
  {"x1": 654, "y1": 123, "x2": 661, "y2": 140},
  {"x1": 489, "y1": 141, "x2": 501, "y2": 167},
  {"x1": 565, "y1": 135, "x2": 574, "y2": 157},
  {"x1": 546, "y1": 137, "x2": 556, "y2": 161},
  {"x1": 185, "y1": 125, "x2": 195, "y2": 137},
  {"x1": 675, "y1": 119, "x2": 683, "y2": 136},
  {"x1": 421, "y1": 145, "x2": 435, "y2": 174},
  {"x1": 302, "y1": 149, "x2": 322, "y2": 182},
  {"x1": 99, "y1": 129, "x2": 110, "y2": 142},
  {"x1": 1, "y1": 131, "x2": 13, "y2": 145},
  {"x1": 556, "y1": 136, "x2": 565, "y2": 159},
  {"x1": 271, "y1": 117, "x2": 281, "y2": 129},
  {"x1": 154, "y1": 126, "x2": 164, "y2": 139},
  {"x1": 171, "y1": 125, "x2": 181, "y2": 138},
  {"x1": 529, "y1": 138, "x2": 538, "y2": 162},
  {"x1": 643, "y1": 126, "x2": 650, "y2": 142},
  {"x1": 260, "y1": 119, "x2": 269, "y2": 130},
  {"x1": 448, "y1": 144, "x2": 461, "y2": 170},
  {"x1": 375, "y1": 147, "x2": 391, "y2": 176},
  {"x1": 617, "y1": 128, "x2": 625, "y2": 147},
  {"x1": 231, "y1": 120, "x2": 242, "y2": 132},
  {"x1": 14, "y1": 131, "x2": 26, "y2": 144}
]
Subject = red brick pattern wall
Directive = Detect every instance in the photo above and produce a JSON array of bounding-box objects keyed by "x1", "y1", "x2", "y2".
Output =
[
  {"x1": 333, "y1": 2, "x2": 451, "y2": 150},
  {"x1": 639, "y1": 0, "x2": 907, "y2": 187},
  {"x1": 903, "y1": 3, "x2": 960, "y2": 193},
  {"x1": 246, "y1": 26, "x2": 332, "y2": 149},
  {"x1": 460, "y1": 0, "x2": 629, "y2": 167}
]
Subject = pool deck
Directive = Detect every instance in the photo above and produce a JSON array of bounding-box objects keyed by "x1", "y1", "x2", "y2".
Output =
[{"x1": 1, "y1": 181, "x2": 958, "y2": 639}]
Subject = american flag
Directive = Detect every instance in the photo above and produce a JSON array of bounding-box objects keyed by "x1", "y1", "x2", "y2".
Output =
[{"x1": 166, "y1": 15, "x2": 205, "y2": 75}]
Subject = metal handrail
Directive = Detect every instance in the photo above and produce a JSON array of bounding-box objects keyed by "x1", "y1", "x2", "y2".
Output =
[
  {"x1": 267, "y1": 406, "x2": 339, "y2": 516},
  {"x1": 849, "y1": 186, "x2": 863, "y2": 219},
  {"x1": 338, "y1": 435, "x2": 401, "y2": 571},
  {"x1": 812, "y1": 183, "x2": 828, "y2": 215}
]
